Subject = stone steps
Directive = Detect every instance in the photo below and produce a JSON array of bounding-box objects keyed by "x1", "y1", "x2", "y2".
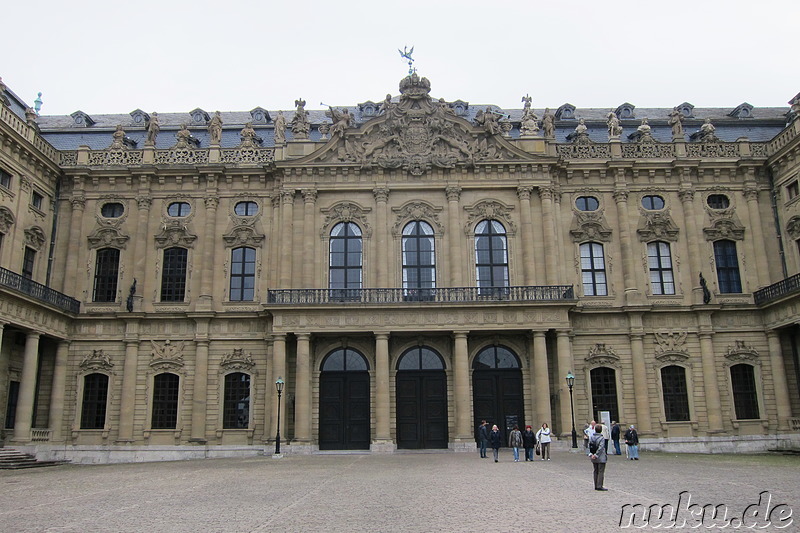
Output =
[{"x1": 0, "y1": 448, "x2": 66, "y2": 470}]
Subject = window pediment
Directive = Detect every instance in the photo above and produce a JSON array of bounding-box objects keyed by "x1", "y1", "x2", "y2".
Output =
[
  {"x1": 150, "y1": 340, "x2": 186, "y2": 371},
  {"x1": 155, "y1": 223, "x2": 197, "y2": 249},
  {"x1": 0, "y1": 206, "x2": 15, "y2": 233},
  {"x1": 87, "y1": 226, "x2": 130, "y2": 249},
  {"x1": 724, "y1": 340, "x2": 759, "y2": 364},
  {"x1": 392, "y1": 201, "x2": 443, "y2": 236},
  {"x1": 585, "y1": 343, "x2": 620, "y2": 367},
  {"x1": 653, "y1": 331, "x2": 689, "y2": 361},
  {"x1": 321, "y1": 202, "x2": 372, "y2": 237},
  {"x1": 24, "y1": 226, "x2": 46, "y2": 250},
  {"x1": 463, "y1": 200, "x2": 516, "y2": 235},
  {"x1": 570, "y1": 209, "x2": 612, "y2": 243},
  {"x1": 223, "y1": 224, "x2": 264, "y2": 247},
  {"x1": 220, "y1": 348, "x2": 256, "y2": 372},
  {"x1": 80, "y1": 350, "x2": 114, "y2": 372},
  {"x1": 637, "y1": 208, "x2": 680, "y2": 242}
]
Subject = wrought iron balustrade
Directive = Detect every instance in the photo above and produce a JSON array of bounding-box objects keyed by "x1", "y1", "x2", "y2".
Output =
[
  {"x1": 0, "y1": 267, "x2": 80, "y2": 314},
  {"x1": 266, "y1": 285, "x2": 574, "y2": 305},
  {"x1": 753, "y1": 273, "x2": 800, "y2": 306}
]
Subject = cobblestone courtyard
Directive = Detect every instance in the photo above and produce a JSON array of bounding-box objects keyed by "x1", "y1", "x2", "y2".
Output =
[{"x1": 1, "y1": 449, "x2": 798, "y2": 532}]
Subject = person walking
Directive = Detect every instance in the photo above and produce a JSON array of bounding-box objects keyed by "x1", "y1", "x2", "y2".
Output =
[
  {"x1": 478, "y1": 420, "x2": 489, "y2": 458},
  {"x1": 522, "y1": 425, "x2": 537, "y2": 461},
  {"x1": 536, "y1": 423, "x2": 552, "y2": 461},
  {"x1": 611, "y1": 421, "x2": 621, "y2": 455},
  {"x1": 508, "y1": 425, "x2": 523, "y2": 462},
  {"x1": 601, "y1": 421, "x2": 611, "y2": 451},
  {"x1": 624, "y1": 425, "x2": 640, "y2": 460},
  {"x1": 587, "y1": 424, "x2": 608, "y2": 491},
  {"x1": 489, "y1": 424, "x2": 502, "y2": 462}
]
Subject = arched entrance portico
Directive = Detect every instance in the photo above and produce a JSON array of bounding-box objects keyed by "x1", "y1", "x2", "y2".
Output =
[
  {"x1": 395, "y1": 346, "x2": 448, "y2": 449},
  {"x1": 318, "y1": 348, "x2": 370, "y2": 450},
  {"x1": 472, "y1": 345, "x2": 524, "y2": 445}
]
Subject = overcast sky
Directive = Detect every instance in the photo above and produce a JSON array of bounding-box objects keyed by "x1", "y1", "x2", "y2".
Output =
[{"x1": 3, "y1": 0, "x2": 796, "y2": 116}]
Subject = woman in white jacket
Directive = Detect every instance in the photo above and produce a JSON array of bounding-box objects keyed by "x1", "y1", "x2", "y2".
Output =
[{"x1": 536, "y1": 423, "x2": 552, "y2": 460}]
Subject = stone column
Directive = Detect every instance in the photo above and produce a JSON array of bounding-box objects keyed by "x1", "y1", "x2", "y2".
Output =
[
  {"x1": 453, "y1": 331, "x2": 471, "y2": 442},
  {"x1": 294, "y1": 333, "x2": 311, "y2": 443},
  {"x1": 446, "y1": 186, "x2": 463, "y2": 286},
  {"x1": 539, "y1": 186, "x2": 558, "y2": 285},
  {"x1": 556, "y1": 330, "x2": 574, "y2": 437},
  {"x1": 301, "y1": 190, "x2": 317, "y2": 288},
  {"x1": 48, "y1": 340, "x2": 69, "y2": 442},
  {"x1": 117, "y1": 320, "x2": 140, "y2": 442},
  {"x1": 629, "y1": 318, "x2": 652, "y2": 433},
  {"x1": 13, "y1": 331, "x2": 40, "y2": 442},
  {"x1": 62, "y1": 194, "x2": 85, "y2": 295},
  {"x1": 698, "y1": 324, "x2": 723, "y2": 432},
  {"x1": 198, "y1": 193, "x2": 219, "y2": 309},
  {"x1": 270, "y1": 334, "x2": 287, "y2": 440},
  {"x1": 744, "y1": 183, "x2": 770, "y2": 288},
  {"x1": 532, "y1": 331, "x2": 551, "y2": 426},
  {"x1": 279, "y1": 190, "x2": 295, "y2": 288},
  {"x1": 517, "y1": 186, "x2": 536, "y2": 285},
  {"x1": 269, "y1": 196, "x2": 281, "y2": 288},
  {"x1": 374, "y1": 333, "x2": 391, "y2": 443},
  {"x1": 613, "y1": 185, "x2": 642, "y2": 305},
  {"x1": 373, "y1": 188, "x2": 390, "y2": 288},
  {"x1": 190, "y1": 317, "x2": 211, "y2": 442},
  {"x1": 767, "y1": 331, "x2": 792, "y2": 430},
  {"x1": 678, "y1": 185, "x2": 705, "y2": 304}
]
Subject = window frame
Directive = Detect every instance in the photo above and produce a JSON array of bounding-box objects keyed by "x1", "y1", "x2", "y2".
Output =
[
  {"x1": 21, "y1": 247, "x2": 36, "y2": 279},
  {"x1": 706, "y1": 194, "x2": 730, "y2": 210},
  {"x1": 92, "y1": 248, "x2": 121, "y2": 302},
  {"x1": 660, "y1": 365, "x2": 691, "y2": 422},
  {"x1": 402, "y1": 221, "x2": 436, "y2": 300},
  {"x1": 222, "y1": 372, "x2": 252, "y2": 429},
  {"x1": 151, "y1": 372, "x2": 180, "y2": 430},
  {"x1": 474, "y1": 219, "x2": 509, "y2": 293},
  {"x1": 80, "y1": 373, "x2": 110, "y2": 430},
  {"x1": 234, "y1": 201, "x2": 259, "y2": 217},
  {"x1": 729, "y1": 364, "x2": 760, "y2": 420},
  {"x1": 641, "y1": 195, "x2": 665, "y2": 210},
  {"x1": 713, "y1": 240, "x2": 742, "y2": 293},
  {"x1": 589, "y1": 366, "x2": 619, "y2": 423},
  {"x1": 329, "y1": 222, "x2": 363, "y2": 299},
  {"x1": 160, "y1": 247, "x2": 188, "y2": 302},
  {"x1": 580, "y1": 242, "x2": 607, "y2": 296},
  {"x1": 229, "y1": 246, "x2": 256, "y2": 302},
  {"x1": 167, "y1": 201, "x2": 191, "y2": 218},
  {"x1": 101, "y1": 202, "x2": 125, "y2": 218},
  {"x1": 647, "y1": 241, "x2": 675, "y2": 295},
  {"x1": 575, "y1": 196, "x2": 599, "y2": 212},
  {"x1": 31, "y1": 191, "x2": 44, "y2": 211},
  {"x1": 0, "y1": 167, "x2": 11, "y2": 189}
]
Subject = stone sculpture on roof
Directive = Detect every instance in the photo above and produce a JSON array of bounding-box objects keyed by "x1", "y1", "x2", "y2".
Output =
[
  {"x1": 699, "y1": 118, "x2": 718, "y2": 142},
  {"x1": 606, "y1": 111, "x2": 622, "y2": 140},
  {"x1": 145, "y1": 112, "x2": 160, "y2": 146},
  {"x1": 174, "y1": 123, "x2": 198, "y2": 148},
  {"x1": 291, "y1": 98, "x2": 311, "y2": 140},
  {"x1": 239, "y1": 122, "x2": 262, "y2": 147},
  {"x1": 519, "y1": 95, "x2": 539, "y2": 136},
  {"x1": 637, "y1": 117, "x2": 652, "y2": 139},
  {"x1": 109, "y1": 125, "x2": 128, "y2": 150},
  {"x1": 474, "y1": 107, "x2": 502, "y2": 135},
  {"x1": 574, "y1": 118, "x2": 588, "y2": 136},
  {"x1": 542, "y1": 108, "x2": 555, "y2": 138},
  {"x1": 668, "y1": 107, "x2": 685, "y2": 139},
  {"x1": 327, "y1": 107, "x2": 354, "y2": 138},
  {"x1": 25, "y1": 107, "x2": 37, "y2": 127},
  {"x1": 0, "y1": 77, "x2": 8, "y2": 106},
  {"x1": 208, "y1": 111, "x2": 223, "y2": 145},
  {"x1": 273, "y1": 111, "x2": 286, "y2": 144}
]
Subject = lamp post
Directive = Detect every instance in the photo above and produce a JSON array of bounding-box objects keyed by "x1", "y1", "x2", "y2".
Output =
[
  {"x1": 274, "y1": 377, "x2": 284, "y2": 456},
  {"x1": 566, "y1": 372, "x2": 578, "y2": 449}
]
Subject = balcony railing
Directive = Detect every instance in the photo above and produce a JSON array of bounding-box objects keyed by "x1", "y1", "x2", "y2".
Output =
[
  {"x1": 753, "y1": 273, "x2": 800, "y2": 306},
  {"x1": 0, "y1": 267, "x2": 80, "y2": 314},
  {"x1": 266, "y1": 285, "x2": 575, "y2": 305}
]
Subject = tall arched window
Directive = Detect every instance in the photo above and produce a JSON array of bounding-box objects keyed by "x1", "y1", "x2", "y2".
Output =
[
  {"x1": 580, "y1": 242, "x2": 607, "y2": 296},
  {"x1": 713, "y1": 240, "x2": 741, "y2": 293},
  {"x1": 661, "y1": 366, "x2": 690, "y2": 421},
  {"x1": 730, "y1": 364, "x2": 759, "y2": 419},
  {"x1": 230, "y1": 247, "x2": 256, "y2": 301},
  {"x1": 151, "y1": 373, "x2": 179, "y2": 429},
  {"x1": 402, "y1": 221, "x2": 435, "y2": 300},
  {"x1": 648, "y1": 241, "x2": 675, "y2": 295},
  {"x1": 161, "y1": 247, "x2": 188, "y2": 302},
  {"x1": 80, "y1": 373, "x2": 109, "y2": 429},
  {"x1": 93, "y1": 248, "x2": 120, "y2": 302},
  {"x1": 223, "y1": 372, "x2": 251, "y2": 429},
  {"x1": 475, "y1": 220, "x2": 508, "y2": 293},
  {"x1": 329, "y1": 222, "x2": 362, "y2": 299}
]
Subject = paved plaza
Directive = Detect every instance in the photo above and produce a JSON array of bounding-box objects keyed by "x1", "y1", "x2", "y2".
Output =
[{"x1": 1, "y1": 448, "x2": 798, "y2": 532}]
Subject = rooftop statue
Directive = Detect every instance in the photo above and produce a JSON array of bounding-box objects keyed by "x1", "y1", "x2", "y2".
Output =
[
  {"x1": 273, "y1": 111, "x2": 286, "y2": 144},
  {"x1": 606, "y1": 111, "x2": 622, "y2": 139},
  {"x1": 520, "y1": 95, "x2": 539, "y2": 136},
  {"x1": 541, "y1": 108, "x2": 555, "y2": 138},
  {"x1": 25, "y1": 107, "x2": 37, "y2": 126},
  {"x1": 381, "y1": 93, "x2": 396, "y2": 115},
  {"x1": 110, "y1": 125, "x2": 128, "y2": 149},
  {"x1": 175, "y1": 123, "x2": 198, "y2": 148},
  {"x1": 699, "y1": 118, "x2": 718, "y2": 142},
  {"x1": 145, "y1": 112, "x2": 160, "y2": 146},
  {"x1": 327, "y1": 107, "x2": 354, "y2": 138},
  {"x1": 239, "y1": 122, "x2": 262, "y2": 148},
  {"x1": 637, "y1": 117, "x2": 652, "y2": 135},
  {"x1": 291, "y1": 98, "x2": 310, "y2": 139},
  {"x1": 208, "y1": 111, "x2": 223, "y2": 145},
  {"x1": 574, "y1": 118, "x2": 588, "y2": 135},
  {"x1": 474, "y1": 107, "x2": 502, "y2": 135},
  {"x1": 668, "y1": 107, "x2": 685, "y2": 139},
  {"x1": 0, "y1": 77, "x2": 8, "y2": 106}
]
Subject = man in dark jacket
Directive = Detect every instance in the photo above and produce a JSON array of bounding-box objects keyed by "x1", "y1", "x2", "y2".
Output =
[
  {"x1": 477, "y1": 420, "x2": 489, "y2": 458},
  {"x1": 610, "y1": 422, "x2": 621, "y2": 455},
  {"x1": 587, "y1": 424, "x2": 608, "y2": 491},
  {"x1": 489, "y1": 425, "x2": 502, "y2": 462},
  {"x1": 522, "y1": 425, "x2": 537, "y2": 461}
]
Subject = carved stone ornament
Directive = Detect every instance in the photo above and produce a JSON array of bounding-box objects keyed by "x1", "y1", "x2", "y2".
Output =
[
  {"x1": 391, "y1": 201, "x2": 444, "y2": 235},
  {"x1": 653, "y1": 331, "x2": 689, "y2": 358},
  {"x1": 220, "y1": 348, "x2": 256, "y2": 371},
  {"x1": 585, "y1": 343, "x2": 620, "y2": 367},
  {"x1": 570, "y1": 209, "x2": 613, "y2": 243},
  {"x1": 80, "y1": 349, "x2": 114, "y2": 371},
  {"x1": 0, "y1": 206, "x2": 15, "y2": 233},
  {"x1": 87, "y1": 225, "x2": 130, "y2": 249},
  {"x1": 724, "y1": 340, "x2": 759, "y2": 363},
  {"x1": 785, "y1": 215, "x2": 800, "y2": 239},
  {"x1": 222, "y1": 224, "x2": 265, "y2": 247},
  {"x1": 320, "y1": 202, "x2": 373, "y2": 238},
  {"x1": 154, "y1": 223, "x2": 197, "y2": 249},
  {"x1": 150, "y1": 340, "x2": 185, "y2": 371},
  {"x1": 703, "y1": 208, "x2": 745, "y2": 241},
  {"x1": 23, "y1": 226, "x2": 47, "y2": 251},
  {"x1": 311, "y1": 73, "x2": 528, "y2": 176},
  {"x1": 463, "y1": 200, "x2": 516, "y2": 235},
  {"x1": 637, "y1": 208, "x2": 680, "y2": 242}
]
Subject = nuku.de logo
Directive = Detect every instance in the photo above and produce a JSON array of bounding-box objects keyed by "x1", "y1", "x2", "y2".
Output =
[{"x1": 619, "y1": 491, "x2": 793, "y2": 529}]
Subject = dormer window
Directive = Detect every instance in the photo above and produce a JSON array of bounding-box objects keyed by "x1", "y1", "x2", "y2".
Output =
[
  {"x1": 676, "y1": 102, "x2": 695, "y2": 118},
  {"x1": 250, "y1": 107, "x2": 270, "y2": 124},
  {"x1": 555, "y1": 103, "x2": 575, "y2": 120},
  {"x1": 129, "y1": 109, "x2": 150, "y2": 127},
  {"x1": 70, "y1": 111, "x2": 95, "y2": 127},
  {"x1": 615, "y1": 103, "x2": 636, "y2": 120},
  {"x1": 729, "y1": 103, "x2": 754, "y2": 119},
  {"x1": 358, "y1": 101, "x2": 379, "y2": 118},
  {"x1": 451, "y1": 100, "x2": 469, "y2": 117},
  {"x1": 189, "y1": 108, "x2": 210, "y2": 125}
]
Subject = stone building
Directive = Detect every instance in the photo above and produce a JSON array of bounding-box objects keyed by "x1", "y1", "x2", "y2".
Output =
[{"x1": 0, "y1": 74, "x2": 799, "y2": 463}]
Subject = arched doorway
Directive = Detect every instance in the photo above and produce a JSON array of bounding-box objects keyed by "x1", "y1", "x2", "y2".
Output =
[
  {"x1": 472, "y1": 345, "x2": 524, "y2": 445},
  {"x1": 395, "y1": 346, "x2": 448, "y2": 449},
  {"x1": 319, "y1": 348, "x2": 371, "y2": 450}
]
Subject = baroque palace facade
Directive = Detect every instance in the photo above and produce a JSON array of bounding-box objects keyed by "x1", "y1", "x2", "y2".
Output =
[{"x1": 1, "y1": 73, "x2": 799, "y2": 462}]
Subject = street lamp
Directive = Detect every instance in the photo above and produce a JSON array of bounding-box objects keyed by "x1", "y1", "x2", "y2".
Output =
[
  {"x1": 274, "y1": 377, "x2": 284, "y2": 456},
  {"x1": 565, "y1": 371, "x2": 578, "y2": 449}
]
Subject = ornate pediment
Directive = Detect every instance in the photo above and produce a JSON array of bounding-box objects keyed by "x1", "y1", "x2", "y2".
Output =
[
  {"x1": 570, "y1": 208, "x2": 612, "y2": 243},
  {"x1": 391, "y1": 201, "x2": 444, "y2": 235},
  {"x1": 150, "y1": 340, "x2": 185, "y2": 371},
  {"x1": 87, "y1": 225, "x2": 130, "y2": 249},
  {"x1": 637, "y1": 208, "x2": 680, "y2": 242},
  {"x1": 0, "y1": 206, "x2": 15, "y2": 233},
  {"x1": 724, "y1": 340, "x2": 759, "y2": 364},
  {"x1": 220, "y1": 348, "x2": 256, "y2": 371},
  {"x1": 300, "y1": 73, "x2": 535, "y2": 176},
  {"x1": 785, "y1": 215, "x2": 800, "y2": 239},
  {"x1": 321, "y1": 202, "x2": 372, "y2": 237},
  {"x1": 155, "y1": 222, "x2": 197, "y2": 249},
  {"x1": 80, "y1": 349, "x2": 114, "y2": 371},
  {"x1": 222, "y1": 224, "x2": 265, "y2": 247},
  {"x1": 24, "y1": 226, "x2": 46, "y2": 250},
  {"x1": 653, "y1": 331, "x2": 689, "y2": 362},
  {"x1": 463, "y1": 200, "x2": 516, "y2": 234},
  {"x1": 585, "y1": 343, "x2": 620, "y2": 367},
  {"x1": 703, "y1": 213, "x2": 745, "y2": 241}
]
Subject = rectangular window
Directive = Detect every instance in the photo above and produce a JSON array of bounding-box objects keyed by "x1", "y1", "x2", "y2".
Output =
[
  {"x1": 580, "y1": 242, "x2": 607, "y2": 296},
  {"x1": 223, "y1": 373, "x2": 251, "y2": 429},
  {"x1": 92, "y1": 248, "x2": 120, "y2": 302},
  {"x1": 4, "y1": 380, "x2": 20, "y2": 429},
  {"x1": 151, "y1": 373, "x2": 180, "y2": 429},
  {"x1": 80, "y1": 374, "x2": 109, "y2": 429},
  {"x1": 31, "y1": 191, "x2": 44, "y2": 210},
  {"x1": 730, "y1": 364, "x2": 759, "y2": 420},
  {"x1": 0, "y1": 168, "x2": 11, "y2": 189},
  {"x1": 713, "y1": 240, "x2": 742, "y2": 293},
  {"x1": 230, "y1": 247, "x2": 256, "y2": 301},
  {"x1": 648, "y1": 241, "x2": 675, "y2": 295},
  {"x1": 160, "y1": 247, "x2": 188, "y2": 302},
  {"x1": 22, "y1": 247, "x2": 36, "y2": 279},
  {"x1": 787, "y1": 180, "x2": 799, "y2": 200},
  {"x1": 661, "y1": 366, "x2": 690, "y2": 421}
]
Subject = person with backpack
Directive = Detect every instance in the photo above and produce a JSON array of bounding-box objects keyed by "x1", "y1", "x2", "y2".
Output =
[{"x1": 587, "y1": 424, "x2": 608, "y2": 491}]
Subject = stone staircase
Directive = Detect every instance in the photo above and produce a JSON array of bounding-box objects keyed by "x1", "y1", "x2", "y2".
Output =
[{"x1": 0, "y1": 448, "x2": 65, "y2": 470}]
